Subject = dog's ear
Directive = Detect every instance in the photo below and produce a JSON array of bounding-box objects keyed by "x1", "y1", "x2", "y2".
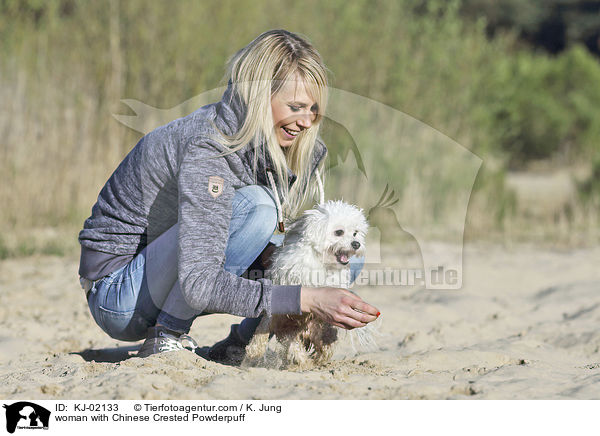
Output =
[
  {"x1": 300, "y1": 207, "x2": 329, "y2": 251},
  {"x1": 350, "y1": 205, "x2": 369, "y2": 237},
  {"x1": 283, "y1": 216, "x2": 305, "y2": 245},
  {"x1": 283, "y1": 210, "x2": 317, "y2": 245},
  {"x1": 341, "y1": 203, "x2": 369, "y2": 238}
]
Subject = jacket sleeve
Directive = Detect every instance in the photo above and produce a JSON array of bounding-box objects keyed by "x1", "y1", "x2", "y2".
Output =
[{"x1": 177, "y1": 139, "x2": 301, "y2": 318}]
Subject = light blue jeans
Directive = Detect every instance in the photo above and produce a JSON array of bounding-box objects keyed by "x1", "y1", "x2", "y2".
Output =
[{"x1": 86, "y1": 185, "x2": 365, "y2": 343}]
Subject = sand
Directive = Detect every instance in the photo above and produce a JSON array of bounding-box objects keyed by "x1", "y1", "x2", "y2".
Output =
[{"x1": 1, "y1": 242, "x2": 599, "y2": 400}]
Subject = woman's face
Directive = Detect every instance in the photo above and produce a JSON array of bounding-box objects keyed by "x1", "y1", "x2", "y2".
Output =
[{"x1": 271, "y1": 78, "x2": 318, "y2": 148}]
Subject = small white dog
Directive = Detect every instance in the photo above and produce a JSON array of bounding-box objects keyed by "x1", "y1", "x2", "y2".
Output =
[{"x1": 243, "y1": 200, "x2": 370, "y2": 369}]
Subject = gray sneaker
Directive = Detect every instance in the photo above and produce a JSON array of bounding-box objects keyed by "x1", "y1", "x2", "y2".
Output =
[{"x1": 136, "y1": 326, "x2": 199, "y2": 358}]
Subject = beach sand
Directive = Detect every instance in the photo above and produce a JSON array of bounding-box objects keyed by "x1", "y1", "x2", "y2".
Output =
[{"x1": 1, "y1": 242, "x2": 599, "y2": 400}]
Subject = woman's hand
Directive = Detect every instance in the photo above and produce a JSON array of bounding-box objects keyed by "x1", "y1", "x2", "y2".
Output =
[{"x1": 300, "y1": 286, "x2": 380, "y2": 330}]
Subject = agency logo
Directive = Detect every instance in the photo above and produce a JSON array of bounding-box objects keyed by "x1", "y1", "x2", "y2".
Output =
[
  {"x1": 115, "y1": 82, "x2": 482, "y2": 290},
  {"x1": 2, "y1": 402, "x2": 50, "y2": 433}
]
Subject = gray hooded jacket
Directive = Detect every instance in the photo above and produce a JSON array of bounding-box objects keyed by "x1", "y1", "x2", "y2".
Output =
[{"x1": 78, "y1": 81, "x2": 327, "y2": 318}]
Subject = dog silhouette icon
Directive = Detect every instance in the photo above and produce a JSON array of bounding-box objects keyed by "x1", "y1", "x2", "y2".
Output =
[{"x1": 3, "y1": 402, "x2": 51, "y2": 433}]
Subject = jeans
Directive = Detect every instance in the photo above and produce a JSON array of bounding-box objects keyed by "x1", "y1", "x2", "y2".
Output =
[{"x1": 86, "y1": 184, "x2": 365, "y2": 342}]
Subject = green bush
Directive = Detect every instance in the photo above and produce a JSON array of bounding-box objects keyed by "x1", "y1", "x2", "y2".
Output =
[{"x1": 482, "y1": 45, "x2": 600, "y2": 167}]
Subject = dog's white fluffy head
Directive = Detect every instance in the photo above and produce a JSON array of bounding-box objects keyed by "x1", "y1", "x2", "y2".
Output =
[{"x1": 286, "y1": 200, "x2": 369, "y2": 267}]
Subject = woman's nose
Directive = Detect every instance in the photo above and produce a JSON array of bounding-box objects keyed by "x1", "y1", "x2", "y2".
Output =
[{"x1": 296, "y1": 112, "x2": 313, "y2": 129}]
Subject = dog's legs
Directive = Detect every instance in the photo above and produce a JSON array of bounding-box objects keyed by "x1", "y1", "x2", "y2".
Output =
[
  {"x1": 309, "y1": 322, "x2": 338, "y2": 366},
  {"x1": 241, "y1": 316, "x2": 271, "y2": 367},
  {"x1": 284, "y1": 333, "x2": 313, "y2": 370},
  {"x1": 313, "y1": 342, "x2": 335, "y2": 366}
]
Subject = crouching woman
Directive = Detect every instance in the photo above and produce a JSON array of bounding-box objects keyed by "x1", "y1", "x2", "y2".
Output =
[{"x1": 78, "y1": 29, "x2": 379, "y2": 361}]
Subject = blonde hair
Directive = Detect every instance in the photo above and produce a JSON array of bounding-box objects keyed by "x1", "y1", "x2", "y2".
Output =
[{"x1": 217, "y1": 29, "x2": 329, "y2": 219}]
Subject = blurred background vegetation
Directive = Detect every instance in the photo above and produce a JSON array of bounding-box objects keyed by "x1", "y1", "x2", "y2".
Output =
[{"x1": 0, "y1": 0, "x2": 598, "y2": 258}]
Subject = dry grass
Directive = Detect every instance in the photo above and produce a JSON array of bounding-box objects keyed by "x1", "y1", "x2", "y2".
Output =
[{"x1": 0, "y1": 0, "x2": 598, "y2": 258}]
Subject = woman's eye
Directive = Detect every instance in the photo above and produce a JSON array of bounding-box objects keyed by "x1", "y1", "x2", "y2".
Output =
[
  {"x1": 310, "y1": 104, "x2": 319, "y2": 117},
  {"x1": 289, "y1": 105, "x2": 300, "y2": 112},
  {"x1": 334, "y1": 230, "x2": 344, "y2": 236}
]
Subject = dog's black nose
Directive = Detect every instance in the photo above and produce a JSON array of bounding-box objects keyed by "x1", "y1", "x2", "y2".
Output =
[{"x1": 351, "y1": 241, "x2": 360, "y2": 250}]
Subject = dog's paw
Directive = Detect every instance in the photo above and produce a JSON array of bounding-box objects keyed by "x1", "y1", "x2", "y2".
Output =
[{"x1": 241, "y1": 333, "x2": 270, "y2": 367}]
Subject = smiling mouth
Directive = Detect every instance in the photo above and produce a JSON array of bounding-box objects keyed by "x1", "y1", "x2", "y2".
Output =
[{"x1": 282, "y1": 126, "x2": 300, "y2": 138}]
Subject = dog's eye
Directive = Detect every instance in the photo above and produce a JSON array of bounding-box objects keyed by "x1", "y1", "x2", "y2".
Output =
[
  {"x1": 334, "y1": 229, "x2": 344, "y2": 236},
  {"x1": 353, "y1": 231, "x2": 357, "y2": 237}
]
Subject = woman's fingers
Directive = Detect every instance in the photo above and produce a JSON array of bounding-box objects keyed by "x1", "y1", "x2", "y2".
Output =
[
  {"x1": 301, "y1": 286, "x2": 381, "y2": 329},
  {"x1": 331, "y1": 291, "x2": 380, "y2": 328},
  {"x1": 334, "y1": 301, "x2": 378, "y2": 329},
  {"x1": 350, "y1": 301, "x2": 380, "y2": 318},
  {"x1": 349, "y1": 308, "x2": 378, "y2": 324},
  {"x1": 330, "y1": 317, "x2": 367, "y2": 330},
  {"x1": 342, "y1": 292, "x2": 380, "y2": 319}
]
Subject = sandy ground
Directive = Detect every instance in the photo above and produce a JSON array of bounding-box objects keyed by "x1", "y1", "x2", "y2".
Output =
[{"x1": 1, "y1": 242, "x2": 600, "y2": 400}]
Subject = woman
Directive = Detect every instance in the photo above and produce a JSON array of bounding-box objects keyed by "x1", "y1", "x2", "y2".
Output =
[{"x1": 78, "y1": 29, "x2": 379, "y2": 361}]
